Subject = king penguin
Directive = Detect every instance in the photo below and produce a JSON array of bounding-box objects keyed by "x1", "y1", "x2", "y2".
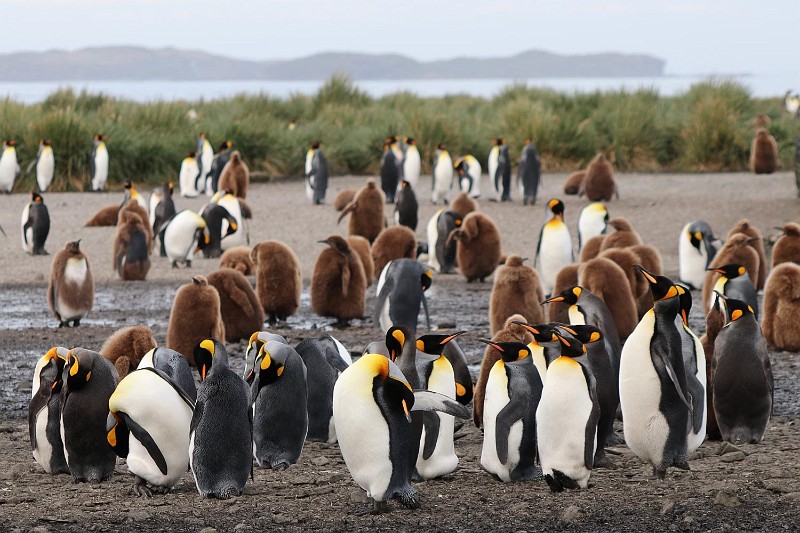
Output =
[
  {"x1": 578, "y1": 203, "x2": 609, "y2": 251},
  {"x1": 535, "y1": 199, "x2": 574, "y2": 295},
  {"x1": 488, "y1": 138, "x2": 501, "y2": 201},
  {"x1": 26, "y1": 139, "x2": 55, "y2": 192},
  {"x1": 161, "y1": 209, "x2": 209, "y2": 268},
  {"x1": 0, "y1": 140, "x2": 20, "y2": 193},
  {"x1": 678, "y1": 221, "x2": 719, "y2": 290},
  {"x1": 431, "y1": 144, "x2": 453, "y2": 204},
  {"x1": 90, "y1": 134, "x2": 109, "y2": 191},
  {"x1": 708, "y1": 264, "x2": 759, "y2": 319},
  {"x1": 179, "y1": 152, "x2": 201, "y2": 198},
  {"x1": 454, "y1": 155, "x2": 482, "y2": 199},
  {"x1": 305, "y1": 141, "x2": 329, "y2": 205},
  {"x1": 426, "y1": 209, "x2": 462, "y2": 274},
  {"x1": 402, "y1": 137, "x2": 421, "y2": 189},
  {"x1": 380, "y1": 140, "x2": 400, "y2": 204},
  {"x1": 394, "y1": 180, "x2": 419, "y2": 231},
  {"x1": 29, "y1": 347, "x2": 69, "y2": 474},
  {"x1": 21, "y1": 192, "x2": 50, "y2": 255},
  {"x1": 374, "y1": 259, "x2": 432, "y2": 334},
  {"x1": 196, "y1": 133, "x2": 214, "y2": 194},
  {"x1": 243, "y1": 331, "x2": 289, "y2": 383},
  {"x1": 516, "y1": 139, "x2": 541, "y2": 205},
  {"x1": 675, "y1": 285, "x2": 707, "y2": 453}
]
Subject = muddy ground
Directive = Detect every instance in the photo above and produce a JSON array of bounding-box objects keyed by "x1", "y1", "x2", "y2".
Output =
[{"x1": 0, "y1": 171, "x2": 798, "y2": 531}]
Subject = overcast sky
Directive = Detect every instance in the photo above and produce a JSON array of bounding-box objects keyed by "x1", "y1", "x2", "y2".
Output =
[{"x1": 2, "y1": 1, "x2": 797, "y2": 75}]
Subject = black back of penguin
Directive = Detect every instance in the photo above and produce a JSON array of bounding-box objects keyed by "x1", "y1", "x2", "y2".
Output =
[
  {"x1": 503, "y1": 356, "x2": 543, "y2": 480},
  {"x1": 395, "y1": 181, "x2": 418, "y2": 230},
  {"x1": 436, "y1": 210, "x2": 462, "y2": 273},
  {"x1": 148, "y1": 347, "x2": 197, "y2": 403},
  {"x1": 375, "y1": 259, "x2": 430, "y2": 334},
  {"x1": 27, "y1": 200, "x2": 50, "y2": 255}
]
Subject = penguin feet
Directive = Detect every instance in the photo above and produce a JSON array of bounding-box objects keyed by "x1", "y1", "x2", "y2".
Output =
[
  {"x1": 171, "y1": 261, "x2": 179, "y2": 269},
  {"x1": 185, "y1": 261, "x2": 192, "y2": 268},
  {"x1": 72, "y1": 319, "x2": 81, "y2": 327},
  {"x1": 58, "y1": 321, "x2": 68, "y2": 328},
  {"x1": 216, "y1": 486, "x2": 242, "y2": 500},
  {"x1": 270, "y1": 460, "x2": 290, "y2": 471},
  {"x1": 395, "y1": 488, "x2": 420, "y2": 510},
  {"x1": 352, "y1": 499, "x2": 389, "y2": 515},
  {"x1": 132, "y1": 476, "x2": 154, "y2": 498},
  {"x1": 653, "y1": 467, "x2": 667, "y2": 480}
]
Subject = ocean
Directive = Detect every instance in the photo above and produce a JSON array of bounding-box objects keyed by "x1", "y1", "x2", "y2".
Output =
[{"x1": 0, "y1": 73, "x2": 796, "y2": 103}]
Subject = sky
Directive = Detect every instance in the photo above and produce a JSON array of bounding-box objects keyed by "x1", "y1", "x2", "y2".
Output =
[{"x1": 1, "y1": 0, "x2": 797, "y2": 75}]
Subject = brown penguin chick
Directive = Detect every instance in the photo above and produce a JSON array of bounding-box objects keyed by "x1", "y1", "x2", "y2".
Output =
[
  {"x1": 311, "y1": 236, "x2": 366, "y2": 323},
  {"x1": 702, "y1": 232, "x2": 761, "y2": 311},
  {"x1": 563, "y1": 170, "x2": 585, "y2": 195},
  {"x1": 548, "y1": 264, "x2": 579, "y2": 323},
  {"x1": 99, "y1": 325, "x2": 157, "y2": 379},
  {"x1": 700, "y1": 298, "x2": 725, "y2": 441},
  {"x1": 250, "y1": 240, "x2": 302, "y2": 323},
  {"x1": 473, "y1": 314, "x2": 534, "y2": 428},
  {"x1": 113, "y1": 211, "x2": 151, "y2": 281},
  {"x1": 371, "y1": 225, "x2": 417, "y2": 277},
  {"x1": 579, "y1": 235, "x2": 606, "y2": 262},
  {"x1": 118, "y1": 200, "x2": 153, "y2": 253},
  {"x1": 47, "y1": 240, "x2": 94, "y2": 328},
  {"x1": 218, "y1": 151, "x2": 250, "y2": 198},
  {"x1": 84, "y1": 204, "x2": 119, "y2": 226},
  {"x1": 166, "y1": 275, "x2": 225, "y2": 365},
  {"x1": 489, "y1": 255, "x2": 545, "y2": 335},
  {"x1": 448, "y1": 211, "x2": 502, "y2": 282},
  {"x1": 334, "y1": 188, "x2": 357, "y2": 211},
  {"x1": 578, "y1": 257, "x2": 638, "y2": 341},
  {"x1": 337, "y1": 179, "x2": 385, "y2": 243},
  {"x1": 347, "y1": 235, "x2": 374, "y2": 285},
  {"x1": 449, "y1": 192, "x2": 478, "y2": 218},
  {"x1": 749, "y1": 128, "x2": 779, "y2": 175},
  {"x1": 599, "y1": 247, "x2": 648, "y2": 313},
  {"x1": 727, "y1": 219, "x2": 767, "y2": 290},
  {"x1": 207, "y1": 268, "x2": 265, "y2": 343},
  {"x1": 219, "y1": 246, "x2": 255, "y2": 275},
  {"x1": 599, "y1": 217, "x2": 641, "y2": 251},
  {"x1": 580, "y1": 153, "x2": 617, "y2": 201},
  {"x1": 761, "y1": 262, "x2": 800, "y2": 351},
  {"x1": 771, "y1": 222, "x2": 800, "y2": 268}
]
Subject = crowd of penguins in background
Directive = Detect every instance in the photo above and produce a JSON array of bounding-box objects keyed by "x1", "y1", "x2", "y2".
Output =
[{"x1": 14, "y1": 126, "x2": 800, "y2": 514}]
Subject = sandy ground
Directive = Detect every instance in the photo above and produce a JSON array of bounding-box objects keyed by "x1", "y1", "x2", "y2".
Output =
[{"x1": 0, "y1": 171, "x2": 798, "y2": 531}]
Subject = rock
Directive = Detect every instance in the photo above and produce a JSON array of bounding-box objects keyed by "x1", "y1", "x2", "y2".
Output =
[
  {"x1": 716, "y1": 442, "x2": 744, "y2": 456},
  {"x1": 233, "y1": 523, "x2": 249, "y2": 531},
  {"x1": 328, "y1": 473, "x2": 347, "y2": 483},
  {"x1": 349, "y1": 489, "x2": 365, "y2": 503},
  {"x1": 126, "y1": 510, "x2": 151, "y2": 521},
  {"x1": 784, "y1": 492, "x2": 800, "y2": 501},
  {"x1": 764, "y1": 481, "x2": 793, "y2": 494},
  {"x1": 272, "y1": 514, "x2": 291, "y2": 525},
  {"x1": 311, "y1": 456, "x2": 329, "y2": 466},
  {"x1": 560, "y1": 505, "x2": 582, "y2": 523},
  {"x1": 198, "y1": 528, "x2": 217, "y2": 533},
  {"x1": 510, "y1": 502, "x2": 527, "y2": 513},
  {"x1": 29, "y1": 527, "x2": 51, "y2": 533},
  {"x1": 660, "y1": 498, "x2": 675, "y2": 515},
  {"x1": 713, "y1": 491, "x2": 741, "y2": 508},
  {"x1": 720, "y1": 451, "x2": 747, "y2": 462}
]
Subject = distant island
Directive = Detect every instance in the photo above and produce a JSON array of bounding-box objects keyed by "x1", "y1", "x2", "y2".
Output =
[{"x1": 0, "y1": 46, "x2": 666, "y2": 81}]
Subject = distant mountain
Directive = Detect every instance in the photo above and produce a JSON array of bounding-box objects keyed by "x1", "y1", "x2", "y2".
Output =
[{"x1": 0, "y1": 46, "x2": 665, "y2": 81}]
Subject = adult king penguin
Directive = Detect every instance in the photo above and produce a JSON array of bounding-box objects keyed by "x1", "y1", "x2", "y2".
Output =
[
  {"x1": 578, "y1": 203, "x2": 609, "y2": 251},
  {"x1": 21, "y1": 192, "x2": 50, "y2": 255},
  {"x1": 675, "y1": 285, "x2": 707, "y2": 453},
  {"x1": 426, "y1": 209, "x2": 462, "y2": 274},
  {"x1": 374, "y1": 259, "x2": 432, "y2": 334},
  {"x1": 380, "y1": 140, "x2": 400, "y2": 204},
  {"x1": 707, "y1": 264, "x2": 759, "y2": 319},
  {"x1": 90, "y1": 134, "x2": 109, "y2": 191},
  {"x1": 179, "y1": 152, "x2": 201, "y2": 198},
  {"x1": 196, "y1": 133, "x2": 214, "y2": 194},
  {"x1": 678, "y1": 221, "x2": 719, "y2": 290},
  {"x1": 402, "y1": 137, "x2": 421, "y2": 189},
  {"x1": 517, "y1": 139, "x2": 541, "y2": 205},
  {"x1": 161, "y1": 210, "x2": 209, "y2": 268},
  {"x1": 454, "y1": 155, "x2": 482, "y2": 199},
  {"x1": 431, "y1": 144, "x2": 453, "y2": 204},
  {"x1": 394, "y1": 180, "x2": 419, "y2": 231},
  {"x1": 305, "y1": 141, "x2": 329, "y2": 205},
  {"x1": 26, "y1": 139, "x2": 55, "y2": 192},
  {"x1": 0, "y1": 140, "x2": 20, "y2": 193},
  {"x1": 29, "y1": 347, "x2": 70, "y2": 474},
  {"x1": 535, "y1": 199, "x2": 574, "y2": 295}
]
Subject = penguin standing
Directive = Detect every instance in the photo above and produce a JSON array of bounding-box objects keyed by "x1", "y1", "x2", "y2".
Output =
[
  {"x1": 402, "y1": 137, "x2": 421, "y2": 189},
  {"x1": 425, "y1": 209, "x2": 462, "y2": 274},
  {"x1": 250, "y1": 240, "x2": 303, "y2": 323},
  {"x1": 488, "y1": 138, "x2": 501, "y2": 201},
  {"x1": 21, "y1": 192, "x2": 50, "y2": 255},
  {"x1": 448, "y1": 211, "x2": 502, "y2": 282},
  {"x1": 332, "y1": 352, "x2": 469, "y2": 514},
  {"x1": 113, "y1": 211, "x2": 150, "y2": 281},
  {"x1": 338, "y1": 178, "x2": 386, "y2": 244},
  {"x1": 454, "y1": 155, "x2": 482, "y2": 199},
  {"x1": 90, "y1": 134, "x2": 109, "y2": 191},
  {"x1": 196, "y1": 133, "x2": 214, "y2": 194},
  {"x1": 29, "y1": 347, "x2": 70, "y2": 474},
  {"x1": 762, "y1": 262, "x2": 800, "y2": 351},
  {"x1": 60, "y1": 348, "x2": 119, "y2": 482},
  {"x1": 380, "y1": 141, "x2": 400, "y2": 204},
  {"x1": 478, "y1": 339, "x2": 544, "y2": 482},
  {"x1": 161, "y1": 209, "x2": 209, "y2": 268},
  {"x1": 772, "y1": 222, "x2": 800, "y2": 267},
  {"x1": 150, "y1": 183, "x2": 175, "y2": 256},
  {"x1": 0, "y1": 140, "x2": 20, "y2": 193},
  {"x1": 537, "y1": 332, "x2": 599, "y2": 491},
  {"x1": 100, "y1": 325, "x2": 157, "y2": 379},
  {"x1": 106, "y1": 354, "x2": 195, "y2": 495},
  {"x1": 675, "y1": 286, "x2": 707, "y2": 453},
  {"x1": 580, "y1": 153, "x2": 617, "y2": 201},
  {"x1": 249, "y1": 341, "x2": 308, "y2": 469},
  {"x1": 199, "y1": 203, "x2": 238, "y2": 258},
  {"x1": 749, "y1": 128, "x2": 779, "y2": 174},
  {"x1": 702, "y1": 233, "x2": 760, "y2": 310},
  {"x1": 517, "y1": 139, "x2": 541, "y2": 205},
  {"x1": 166, "y1": 276, "x2": 225, "y2": 366},
  {"x1": 496, "y1": 140, "x2": 512, "y2": 201},
  {"x1": 207, "y1": 141, "x2": 232, "y2": 195},
  {"x1": 394, "y1": 180, "x2": 418, "y2": 230},
  {"x1": 431, "y1": 144, "x2": 453, "y2": 204},
  {"x1": 707, "y1": 264, "x2": 759, "y2": 318},
  {"x1": 678, "y1": 221, "x2": 719, "y2": 290},
  {"x1": 26, "y1": 139, "x2": 55, "y2": 192},
  {"x1": 190, "y1": 339, "x2": 252, "y2": 499},
  {"x1": 374, "y1": 259, "x2": 432, "y2": 334},
  {"x1": 179, "y1": 152, "x2": 201, "y2": 198},
  {"x1": 305, "y1": 141, "x2": 329, "y2": 205},
  {"x1": 489, "y1": 255, "x2": 545, "y2": 335},
  {"x1": 535, "y1": 199, "x2": 574, "y2": 295},
  {"x1": 218, "y1": 151, "x2": 250, "y2": 199},
  {"x1": 372, "y1": 225, "x2": 417, "y2": 276},
  {"x1": 578, "y1": 203, "x2": 609, "y2": 251},
  {"x1": 578, "y1": 257, "x2": 639, "y2": 342},
  {"x1": 206, "y1": 268, "x2": 264, "y2": 343},
  {"x1": 712, "y1": 294, "x2": 773, "y2": 444},
  {"x1": 311, "y1": 236, "x2": 367, "y2": 323},
  {"x1": 619, "y1": 266, "x2": 691, "y2": 479},
  {"x1": 701, "y1": 299, "x2": 725, "y2": 440},
  {"x1": 48, "y1": 240, "x2": 94, "y2": 328}
]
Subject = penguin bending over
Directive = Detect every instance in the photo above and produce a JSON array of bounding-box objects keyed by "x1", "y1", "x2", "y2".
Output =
[
  {"x1": 161, "y1": 210, "x2": 209, "y2": 268},
  {"x1": 374, "y1": 259, "x2": 432, "y2": 334},
  {"x1": 21, "y1": 192, "x2": 50, "y2": 255},
  {"x1": 678, "y1": 221, "x2": 719, "y2": 290},
  {"x1": 199, "y1": 203, "x2": 238, "y2": 258},
  {"x1": 454, "y1": 155, "x2": 482, "y2": 198},
  {"x1": 448, "y1": 211, "x2": 502, "y2": 282},
  {"x1": 243, "y1": 331, "x2": 289, "y2": 383},
  {"x1": 29, "y1": 347, "x2": 70, "y2": 474}
]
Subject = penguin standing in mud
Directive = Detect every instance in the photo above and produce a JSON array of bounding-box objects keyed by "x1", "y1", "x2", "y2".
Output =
[
  {"x1": 190, "y1": 339, "x2": 252, "y2": 499},
  {"x1": 374, "y1": 259, "x2": 432, "y2": 334},
  {"x1": 517, "y1": 139, "x2": 541, "y2": 205},
  {"x1": 250, "y1": 240, "x2": 303, "y2": 323},
  {"x1": 166, "y1": 276, "x2": 225, "y2": 366},
  {"x1": 332, "y1": 352, "x2": 469, "y2": 514},
  {"x1": 578, "y1": 203, "x2": 609, "y2": 250},
  {"x1": 250, "y1": 341, "x2": 308, "y2": 469},
  {"x1": 48, "y1": 240, "x2": 94, "y2": 328},
  {"x1": 431, "y1": 144, "x2": 453, "y2": 204},
  {"x1": 196, "y1": 133, "x2": 214, "y2": 194},
  {"x1": 535, "y1": 199, "x2": 574, "y2": 295},
  {"x1": 311, "y1": 236, "x2": 367, "y2": 323},
  {"x1": 90, "y1": 134, "x2": 109, "y2": 191},
  {"x1": 21, "y1": 192, "x2": 50, "y2": 255},
  {"x1": 305, "y1": 141, "x2": 329, "y2": 205},
  {"x1": 454, "y1": 155, "x2": 482, "y2": 198},
  {"x1": 0, "y1": 140, "x2": 20, "y2": 193},
  {"x1": 60, "y1": 348, "x2": 119, "y2": 482},
  {"x1": 402, "y1": 137, "x2": 421, "y2": 189},
  {"x1": 489, "y1": 254, "x2": 545, "y2": 335},
  {"x1": 678, "y1": 221, "x2": 719, "y2": 290},
  {"x1": 161, "y1": 210, "x2": 209, "y2": 268},
  {"x1": 449, "y1": 211, "x2": 502, "y2": 282},
  {"x1": 29, "y1": 347, "x2": 70, "y2": 474},
  {"x1": 179, "y1": 152, "x2": 201, "y2": 198},
  {"x1": 394, "y1": 180, "x2": 418, "y2": 231},
  {"x1": 620, "y1": 266, "x2": 691, "y2": 479},
  {"x1": 27, "y1": 139, "x2": 55, "y2": 192},
  {"x1": 762, "y1": 262, "x2": 800, "y2": 351},
  {"x1": 426, "y1": 209, "x2": 462, "y2": 274},
  {"x1": 206, "y1": 268, "x2": 264, "y2": 343},
  {"x1": 380, "y1": 140, "x2": 400, "y2": 204},
  {"x1": 771, "y1": 222, "x2": 800, "y2": 267}
]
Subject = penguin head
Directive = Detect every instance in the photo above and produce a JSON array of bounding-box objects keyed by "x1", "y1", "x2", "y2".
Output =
[
  {"x1": 193, "y1": 338, "x2": 227, "y2": 381},
  {"x1": 358, "y1": 353, "x2": 415, "y2": 421},
  {"x1": 199, "y1": 133, "x2": 207, "y2": 139},
  {"x1": 634, "y1": 264, "x2": 678, "y2": 301},
  {"x1": 436, "y1": 143, "x2": 446, "y2": 151},
  {"x1": 511, "y1": 321, "x2": 560, "y2": 345},
  {"x1": 556, "y1": 324, "x2": 602, "y2": 345},
  {"x1": 220, "y1": 140, "x2": 232, "y2": 150},
  {"x1": 707, "y1": 263, "x2": 746, "y2": 280},
  {"x1": 687, "y1": 224, "x2": 706, "y2": 251},
  {"x1": 415, "y1": 331, "x2": 467, "y2": 356},
  {"x1": 552, "y1": 331, "x2": 587, "y2": 358},
  {"x1": 675, "y1": 284, "x2": 693, "y2": 326},
  {"x1": 36, "y1": 347, "x2": 68, "y2": 392},
  {"x1": 252, "y1": 343, "x2": 285, "y2": 387},
  {"x1": 319, "y1": 236, "x2": 350, "y2": 255},
  {"x1": 420, "y1": 270, "x2": 433, "y2": 292},
  {"x1": 65, "y1": 240, "x2": 83, "y2": 257},
  {"x1": 778, "y1": 222, "x2": 800, "y2": 238},
  {"x1": 42, "y1": 139, "x2": 52, "y2": 146},
  {"x1": 406, "y1": 137, "x2": 415, "y2": 145},
  {"x1": 385, "y1": 325, "x2": 413, "y2": 362},
  {"x1": 478, "y1": 339, "x2": 531, "y2": 363},
  {"x1": 64, "y1": 349, "x2": 96, "y2": 391},
  {"x1": 106, "y1": 411, "x2": 129, "y2": 458},
  {"x1": 186, "y1": 151, "x2": 197, "y2": 158},
  {"x1": 542, "y1": 286, "x2": 582, "y2": 306},
  {"x1": 123, "y1": 180, "x2": 133, "y2": 190},
  {"x1": 31, "y1": 191, "x2": 43, "y2": 203},
  {"x1": 401, "y1": 180, "x2": 411, "y2": 189},
  {"x1": 311, "y1": 140, "x2": 321, "y2": 149},
  {"x1": 547, "y1": 198, "x2": 565, "y2": 218},
  {"x1": 715, "y1": 292, "x2": 755, "y2": 324},
  {"x1": 166, "y1": 182, "x2": 174, "y2": 195}
]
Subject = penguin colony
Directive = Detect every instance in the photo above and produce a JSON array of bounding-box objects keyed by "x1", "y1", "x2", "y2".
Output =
[{"x1": 7, "y1": 130, "x2": 796, "y2": 517}]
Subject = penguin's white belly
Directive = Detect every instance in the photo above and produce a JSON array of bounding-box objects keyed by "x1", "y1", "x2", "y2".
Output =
[
  {"x1": 20, "y1": 203, "x2": 32, "y2": 252},
  {"x1": 218, "y1": 198, "x2": 246, "y2": 250},
  {"x1": 305, "y1": 178, "x2": 314, "y2": 201},
  {"x1": 0, "y1": 152, "x2": 18, "y2": 190},
  {"x1": 164, "y1": 213, "x2": 201, "y2": 263},
  {"x1": 327, "y1": 415, "x2": 337, "y2": 444},
  {"x1": 579, "y1": 217, "x2": 606, "y2": 248},
  {"x1": 58, "y1": 258, "x2": 89, "y2": 319},
  {"x1": 619, "y1": 313, "x2": 668, "y2": 465},
  {"x1": 537, "y1": 225, "x2": 573, "y2": 293},
  {"x1": 149, "y1": 193, "x2": 162, "y2": 226},
  {"x1": 426, "y1": 211, "x2": 442, "y2": 272},
  {"x1": 537, "y1": 362, "x2": 595, "y2": 488},
  {"x1": 686, "y1": 330, "x2": 707, "y2": 453},
  {"x1": 488, "y1": 152, "x2": 499, "y2": 199},
  {"x1": 403, "y1": 150, "x2": 421, "y2": 189},
  {"x1": 33, "y1": 410, "x2": 54, "y2": 473},
  {"x1": 568, "y1": 306, "x2": 586, "y2": 326},
  {"x1": 467, "y1": 159, "x2": 482, "y2": 197},
  {"x1": 432, "y1": 158, "x2": 453, "y2": 202},
  {"x1": 415, "y1": 361, "x2": 457, "y2": 479},
  {"x1": 200, "y1": 147, "x2": 213, "y2": 185},
  {"x1": 531, "y1": 347, "x2": 548, "y2": 384},
  {"x1": 678, "y1": 234, "x2": 708, "y2": 289},
  {"x1": 59, "y1": 416, "x2": 69, "y2": 466},
  {"x1": 480, "y1": 364, "x2": 521, "y2": 482},
  {"x1": 37, "y1": 152, "x2": 55, "y2": 191},
  {"x1": 92, "y1": 150, "x2": 109, "y2": 189},
  {"x1": 179, "y1": 161, "x2": 200, "y2": 197}
]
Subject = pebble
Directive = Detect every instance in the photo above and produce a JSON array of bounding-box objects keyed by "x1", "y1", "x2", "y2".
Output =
[
  {"x1": 720, "y1": 451, "x2": 747, "y2": 462},
  {"x1": 349, "y1": 489, "x2": 365, "y2": 503},
  {"x1": 716, "y1": 442, "x2": 744, "y2": 456},
  {"x1": 713, "y1": 491, "x2": 741, "y2": 508},
  {"x1": 764, "y1": 481, "x2": 793, "y2": 494},
  {"x1": 272, "y1": 514, "x2": 291, "y2": 525},
  {"x1": 510, "y1": 502, "x2": 527, "y2": 513},
  {"x1": 233, "y1": 523, "x2": 249, "y2": 531},
  {"x1": 126, "y1": 510, "x2": 151, "y2": 520},
  {"x1": 29, "y1": 527, "x2": 50, "y2": 533},
  {"x1": 311, "y1": 456, "x2": 329, "y2": 466},
  {"x1": 660, "y1": 498, "x2": 675, "y2": 515},
  {"x1": 198, "y1": 528, "x2": 217, "y2": 533},
  {"x1": 560, "y1": 505, "x2": 582, "y2": 523}
]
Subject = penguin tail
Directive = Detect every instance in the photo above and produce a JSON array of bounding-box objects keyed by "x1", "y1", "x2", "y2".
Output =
[{"x1": 545, "y1": 470, "x2": 580, "y2": 492}]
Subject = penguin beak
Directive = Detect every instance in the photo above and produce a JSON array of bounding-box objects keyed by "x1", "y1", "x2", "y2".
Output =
[
  {"x1": 512, "y1": 321, "x2": 540, "y2": 335},
  {"x1": 541, "y1": 295, "x2": 563, "y2": 304},
  {"x1": 477, "y1": 338, "x2": 503, "y2": 352}
]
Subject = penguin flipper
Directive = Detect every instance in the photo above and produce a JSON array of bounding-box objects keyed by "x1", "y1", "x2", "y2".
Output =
[
  {"x1": 122, "y1": 413, "x2": 168, "y2": 476},
  {"x1": 28, "y1": 388, "x2": 51, "y2": 451},
  {"x1": 534, "y1": 225, "x2": 545, "y2": 266},
  {"x1": 421, "y1": 411, "x2": 441, "y2": 460},
  {"x1": 22, "y1": 219, "x2": 31, "y2": 246},
  {"x1": 410, "y1": 390, "x2": 470, "y2": 419},
  {"x1": 320, "y1": 336, "x2": 351, "y2": 373},
  {"x1": 580, "y1": 364, "x2": 601, "y2": 470},
  {"x1": 189, "y1": 396, "x2": 205, "y2": 436},
  {"x1": 421, "y1": 292, "x2": 431, "y2": 331},
  {"x1": 653, "y1": 351, "x2": 693, "y2": 413},
  {"x1": 494, "y1": 401, "x2": 526, "y2": 465},
  {"x1": 372, "y1": 276, "x2": 394, "y2": 325}
]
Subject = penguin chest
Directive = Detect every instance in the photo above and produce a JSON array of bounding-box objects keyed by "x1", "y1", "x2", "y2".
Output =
[
  {"x1": 179, "y1": 161, "x2": 200, "y2": 197},
  {"x1": 37, "y1": 151, "x2": 55, "y2": 184},
  {"x1": 20, "y1": 204, "x2": 32, "y2": 252},
  {"x1": 426, "y1": 211, "x2": 443, "y2": 272},
  {"x1": 568, "y1": 306, "x2": 586, "y2": 326},
  {"x1": 403, "y1": 149, "x2": 421, "y2": 186},
  {"x1": 58, "y1": 258, "x2": 89, "y2": 318},
  {"x1": 537, "y1": 223, "x2": 572, "y2": 289},
  {"x1": 0, "y1": 150, "x2": 17, "y2": 186},
  {"x1": 578, "y1": 214, "x2": 606, "y2": 246},
  {"x1": 433, "y1": 156, "x2": 453, "y2": 191},
  {"x1": 481, "y1": 363, "x2": 522, "y2": 482},
  {"x1": 416, "y1": 358, "x2": 457, "y2": 479},
  {"x1": 678, "y1": 234, "x2": 708, "y2": 289}
]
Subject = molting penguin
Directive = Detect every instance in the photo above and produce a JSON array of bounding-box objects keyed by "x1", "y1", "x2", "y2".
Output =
[
  {"x1": 563, "y1": 170, "x2": 585, "y2": 195},
  {"x1": 166, "y1": 276, "x2": 225, "y2": 366},
  {"x1": 426, "y1": 209, "x2": 462, "y2": 273},
  {"x1": 48, "y1": 240, "x2": 94, "y2": 328},
  {"x1": 535, "y1": 199, "x2": 574, "y2": 295},
  {"x1": 60, "y1": 348, "x2": 119, "y2": 482},
  {"x1": 678, "y1": 221, "x2": 719, "y2": 290},
  {"x1": 449, "y1": 211, "x2": 502, "y2": 282},
  {"x1": 372, "y1": 225, "x2": 417, "y2": 276},
  {"x1": 619, "y1": 266, "x2": 691, "y2": 479},
  {"x1": 771, "y1": 222, "x2": 800, "y2": 267},
  {"x1": 311, "y1": 236, "x2": 367, "y2": 323},
  {"x1": 712, "y1": 294, "x2": 773, "y2": 444},
  {"x1": 338, "y1": 178, "x2": 385, "y2": 244},
  {"x1": 749, "y1": 128, "x2": 779, "y2": 174},
  {"x1": 190, "y1": 339, "x2": 252, "y2": 499},
  {"x1": 402, "y1": 137, "x2": 421, "y2": 189},
  {"x1": 206, "y1": 268, "x2": 264, "y2": 343},
  {"x1": 707, "y1": 264, "x2": 759, "y2": 319},
  {"x1": 249, "y1": 341, "x2": 308, "y2": 469},
  {"x1": 179, "y1": 152, "x2": 201, "y2": 198},
  {"x1": 454, "y1": 155, "x2": 482, "y2": 199},
  {"x1": 161, "y1": 209, "x2": 209, "y2": 268},
  {"x1": 726, "y1": 220, "x2": 767, "y2": 291},
  {"x1": 580, "y1": 153, "x2": 617, "y2": 201},
  {"x1": 113, "y1": 211, "x2": 151, "y2": 281},
  {"x1": 516, "y1": 139, "x2": 541, "y2": 205},
  {"x1": 21, "y1": 192, "x2": 50, "y2": 255},
  {"x1": 449, "y1": 191, "x2": 478, "y2": 218},
  {"x1": 374, "y1": 259, "x2": 432, "y2": 334},
  {"x1": 220, "y1": 245, "x2": 255, "y2": 275},
  {"x1": 431, "y1": 144, "x2": 453, "y2": 204},
  {"x1": 196, "y1": 133, "x2": 214, "y2": 194},
  {"x1": 599, "y1": 217, "x2": 641, "y2": 251},
  {"x1": 577, "y1": 202, "x2": 608, "y2": 251},
  {"x1": 394, "y1": 180, "x2": 419, "y2": 230},
  {"x1": 29, "y1": 347, "x2": 70, "y2": 474},
  {"x1": 761, "y1": 262, "x2": 800, "y2": 351},
  {"x1": 250, "y1": 240, "x2": 302, "y2": 323},
  {"x1": 380, "y1": 140, "x2": 400, "y2": 204},
  {"x1": 489, "y1": 254, "x2": 545, "y2": 335},
  {"x1": 348, "y1": 235, "x2": 374, "y2": 285},
  {"x1": 0, "y1": 140, "x2": 20, "y2": 193},
  {"x1": 90, "y1": 134, "x2": 109, "y2": 191},
  {"x1": 27, "y1": 139, "x2": 55, "y2": 192}
]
